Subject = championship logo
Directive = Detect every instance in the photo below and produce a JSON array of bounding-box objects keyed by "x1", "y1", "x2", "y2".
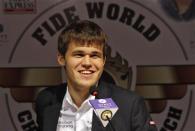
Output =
[{"x1": 0, "y1": 0, "x2": 194, "y2": 131}]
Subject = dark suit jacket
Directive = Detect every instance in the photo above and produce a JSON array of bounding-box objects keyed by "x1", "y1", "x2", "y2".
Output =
[{"x1": 35, "y1": 82, "x2": 157, "y2": 131}]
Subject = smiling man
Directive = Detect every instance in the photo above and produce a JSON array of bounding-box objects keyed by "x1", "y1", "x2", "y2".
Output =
[
  {"x1": 57, "y1": 25, "x2": 106, "y2": 108},
  {"x1": 35, "y1": 20, "x2": 157, "y2": 131}
]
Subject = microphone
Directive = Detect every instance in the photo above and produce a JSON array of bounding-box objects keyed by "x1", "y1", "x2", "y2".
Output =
[
  {"x1": 89, "y1": 85, "x2": 99, "y2": 98},
  {"x1": 89, "y1": 86, "x2": 118, "y2": 131}
]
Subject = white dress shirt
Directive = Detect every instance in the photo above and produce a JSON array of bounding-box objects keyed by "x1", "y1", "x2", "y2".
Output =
[{"x1": 56, "y1": 87, "x2": 95, "y2": 131}]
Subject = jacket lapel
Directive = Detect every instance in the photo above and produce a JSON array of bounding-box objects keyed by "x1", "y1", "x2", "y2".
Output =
[
  {"x1": 98, "y1": 81, "x2": 111, "y2": 98},
  {"x1": 42, "y1": 84, "x2": 67, "y2": 131},
  {"x1": 42, "y1": 104, "x2": 62, "y2": 131},
  {"x1": 92, "y1": 112, "x2": 107, "y2": 131}
]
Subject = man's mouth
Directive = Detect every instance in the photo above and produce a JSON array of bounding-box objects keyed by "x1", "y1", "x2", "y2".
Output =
[{"x1": 79, "y1": 70, "x2": 95, "y2": 75}]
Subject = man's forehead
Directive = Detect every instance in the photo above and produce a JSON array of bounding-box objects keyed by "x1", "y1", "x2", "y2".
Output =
[{"x1": 70, "y1": 41, "x2": 104, "y2": 49}]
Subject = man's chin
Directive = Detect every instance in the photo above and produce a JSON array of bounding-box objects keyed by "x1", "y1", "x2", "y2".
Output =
[{"x1": 78, "y1": 82, "x2": 97, "y2": 89}]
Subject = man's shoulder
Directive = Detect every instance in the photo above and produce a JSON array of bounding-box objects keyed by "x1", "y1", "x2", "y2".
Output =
[
  {"x1": 101, "y1": 81, "x2": 140, "y2": 99},
  {"x1": 100, "y1": 82, "x2": 144, "y2": 110},
  {"x1": 39, "y1": 83, "x2": 66, "y2": 95},
  {"x1": 35, "y1": 83, "x2": 66, "y2": 105}
]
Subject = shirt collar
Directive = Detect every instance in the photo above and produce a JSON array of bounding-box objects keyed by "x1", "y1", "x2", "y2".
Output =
[{"x1": 63, "y1": 86, "x2": 95, "y2": 111}]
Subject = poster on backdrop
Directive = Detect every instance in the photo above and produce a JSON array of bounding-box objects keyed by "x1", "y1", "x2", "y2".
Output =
[{"x1": 0, "y1": 0, "x2": 195, "y2": 131}]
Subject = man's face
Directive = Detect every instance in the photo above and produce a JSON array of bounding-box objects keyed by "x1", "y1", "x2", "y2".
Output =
[{"x1": 58, "y1": 41, "x2": 105, "y2": 91}]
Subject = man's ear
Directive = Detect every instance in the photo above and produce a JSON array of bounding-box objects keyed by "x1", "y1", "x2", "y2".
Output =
[{"x1": 57, "y1": 53, "x2": 65, "y2": 66}]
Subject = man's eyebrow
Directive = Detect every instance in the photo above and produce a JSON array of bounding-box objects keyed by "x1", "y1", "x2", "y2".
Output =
[
  {"x1": 71, "y1": 50, "x2": 86, "y2": 55},
  {"x1": 72, "y1": 50, "x2": 84, "y2": 53},
  {"x1": 91, "y1": 51, "x2": 103, "y2": 55},
  {"x1": 72, "y1": 50, "x2": 102, "y2": 54}
]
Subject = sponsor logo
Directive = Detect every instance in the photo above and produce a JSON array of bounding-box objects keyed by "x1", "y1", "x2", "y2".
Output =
[{"x1": 3, "y1": 0, "x2": 36, "y2": 14}]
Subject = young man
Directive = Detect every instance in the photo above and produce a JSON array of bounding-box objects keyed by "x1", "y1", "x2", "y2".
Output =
[{"x1": 35, "y1": 20, "x2": 157, "y2": 131}]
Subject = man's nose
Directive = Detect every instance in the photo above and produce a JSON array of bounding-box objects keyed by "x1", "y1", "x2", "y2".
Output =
[{"x1": 82, "y1": 56, "x2": 92, "y2": 67}]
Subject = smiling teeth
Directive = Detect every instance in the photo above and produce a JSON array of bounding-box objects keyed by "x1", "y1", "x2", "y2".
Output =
[{"x1": 80, "y1": 71, "x2": 92, "y2": 74}]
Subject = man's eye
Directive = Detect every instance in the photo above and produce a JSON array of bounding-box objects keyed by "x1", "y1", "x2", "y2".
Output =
[
  {"x1": 74, "y1": 54, "x2": 84, "y2": 57},
  {"x1": 91, "y1": 54, "x2": 101, "y2": 58}
]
